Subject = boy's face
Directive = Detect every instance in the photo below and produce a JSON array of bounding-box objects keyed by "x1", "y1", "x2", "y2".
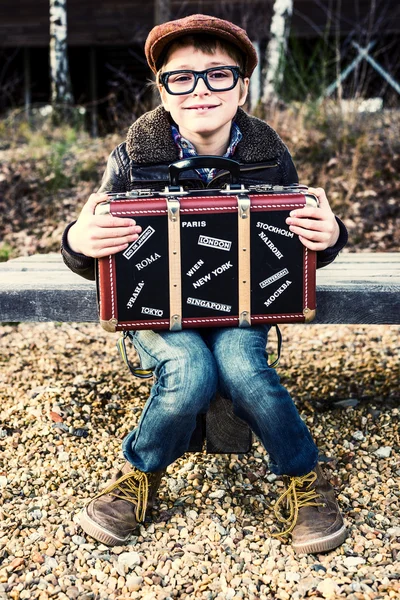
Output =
[{"x1": 159, "y1": 45, "x2": 249, "y2": 148}]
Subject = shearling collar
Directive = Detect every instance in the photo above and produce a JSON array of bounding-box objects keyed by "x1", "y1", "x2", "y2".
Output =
[{"x1": 126, "y1": 105, "x2": 287, "y2": 165}]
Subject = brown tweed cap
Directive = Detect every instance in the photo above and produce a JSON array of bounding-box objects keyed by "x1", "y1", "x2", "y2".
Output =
[{"x1": 145, "y1": 14, "x2": 258, "y2": 78}]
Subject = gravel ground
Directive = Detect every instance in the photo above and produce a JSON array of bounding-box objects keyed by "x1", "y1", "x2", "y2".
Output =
[{"x1": 0, "y1": 322, "x2": 399, "y2": 600}]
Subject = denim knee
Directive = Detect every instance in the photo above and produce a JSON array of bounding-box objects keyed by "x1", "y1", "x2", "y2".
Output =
[
  {"x1": 211, "y1": 331, "x2": 272, "y2": 395},
  {"x1": 209, "y1": 326, "x2": 291, "y2": 418},
  {"x1": 131, "y1": 329, "x2": 218, "y2": 414},
  {"x1": 154, "y1": 344, "x2": 218, "y2": 414}
]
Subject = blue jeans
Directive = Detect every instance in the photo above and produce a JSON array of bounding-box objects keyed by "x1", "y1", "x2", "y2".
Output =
[{"x1": 122, "y1": 326, "x2": 318, "y2": 476}]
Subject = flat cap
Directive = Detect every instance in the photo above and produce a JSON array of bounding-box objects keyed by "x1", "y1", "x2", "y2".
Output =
[{"x1": 145, "y1": 14, "x2": 258, "y2": 78}]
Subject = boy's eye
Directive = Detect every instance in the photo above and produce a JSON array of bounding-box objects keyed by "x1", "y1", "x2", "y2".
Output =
[
  {"x1": 169, "y1": 73, "x2": 194, "y2": 84},
  {"x1": 208, "y1": 69, "x2": 231, "y2": 80}
]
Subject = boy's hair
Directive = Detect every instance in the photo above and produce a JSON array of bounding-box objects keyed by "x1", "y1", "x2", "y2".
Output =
[{"x1": 157, "y1": 34, "x2": 246, "y2": 74}]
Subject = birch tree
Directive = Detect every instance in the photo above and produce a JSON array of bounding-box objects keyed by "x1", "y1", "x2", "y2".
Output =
[
  {"x1": 152, "y1": 0, "x2": 171, "y2": 107},
  {"x1": 154, "y1": 0, "x2": 171, "y2": 26},
  {"x1": 262, "y1": 0, "x2": 293, "y2": 103},
  {"x1": 50, "y1": 0, "x2": 74, "y2": 122}
]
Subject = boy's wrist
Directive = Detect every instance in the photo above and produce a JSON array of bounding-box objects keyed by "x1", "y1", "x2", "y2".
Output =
[
  {"x1": 62, "y1": 222, "x2": 86, "y2": 258},
  {"x1": 320, "y1": 218, "x2": 348, "y2": 255},
  {"x1": 329, "y1": 219, "x2": 340, "y2": 248},
  {"x1": 66, "y1": 222, "x2": 83, "y2": 254}
]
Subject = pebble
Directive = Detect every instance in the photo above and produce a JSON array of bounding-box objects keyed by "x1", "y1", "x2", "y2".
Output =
[
  {"x1": 44, "y1": 557, "x2": 58, "y2": 571},
  {"x1": 31, "y1": 552, "x2": 45, "y2": 564},
  {"x1": 167, "y1": 477, "x2": 185, "y2": 494},
  {"x1": 71, "y1": 535, "x2": 87, "y2": 546},
  {"x1": 286, "y1": 571, "x2": 300, "y2": 583},
  {"x1": 45, "y1": 545, "x2": 56, "y2": 557},
  {"x1": 297, "y1": 576, "x2": 319, "y2": 596},
  {"x1": 343, "y1": 556, "x2": 366, "y2": 567},
  {"x1": 374, "y1": 446, "x2": 392, "y2": 458},
  {"x1": 317, "y1": 579, "x2": 341, "y2": 599},
  {"x1": 209, "y1": 490, "x2": 225, "y2": 499},
  {"x1": 117, "y1": 552, "x2": 141, "y2": 568},
  {"x1": 10, "y1": 558, "x2": 24, "y2": 571},
  {"x1": 334, "y1": 399, "x2": 359, "y2": 408},
  {"x1": 126, "y1": 575, "x2": 143, "y2": 591}
]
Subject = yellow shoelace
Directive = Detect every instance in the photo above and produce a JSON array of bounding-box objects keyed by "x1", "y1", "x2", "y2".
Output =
[
  {"x1": 93, "y1": 470, "x2": 149, "y2": 523},
  {"x1": 271, "y1": 471, "x2": 324, "y2": 539}
]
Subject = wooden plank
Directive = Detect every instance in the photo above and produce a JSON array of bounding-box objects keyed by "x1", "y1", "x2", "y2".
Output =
[
  {"x1": 0, "y1": 289, "x2": 98, "y2": 323},
  {"x1": 0, "y1": 253, "x2": 399, "y2": 324},
  {"x1": 4, "y1": 254, "x2": 64, "y2": 263}
]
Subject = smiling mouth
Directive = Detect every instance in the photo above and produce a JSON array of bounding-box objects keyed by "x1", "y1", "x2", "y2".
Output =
[{"x1": 186, "y1": 105, "x2": 219, "y2": 111}]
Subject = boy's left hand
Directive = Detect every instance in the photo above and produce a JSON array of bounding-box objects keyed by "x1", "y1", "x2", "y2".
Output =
[{"x1": 285, "y1": 187, "x2": 340, "y2": 251}]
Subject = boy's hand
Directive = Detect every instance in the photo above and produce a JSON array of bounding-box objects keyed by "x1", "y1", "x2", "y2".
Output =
[
  {"x1": 285, "y1": 187, "x2": 340, "y2": 251},
  {"x1": 67, "y1": 193, "x2": 142, "y2": 258}
]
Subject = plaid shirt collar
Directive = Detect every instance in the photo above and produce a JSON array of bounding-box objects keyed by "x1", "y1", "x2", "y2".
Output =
[{"x1": 171, "y1": 122, "x2": 242, "y2": 184}]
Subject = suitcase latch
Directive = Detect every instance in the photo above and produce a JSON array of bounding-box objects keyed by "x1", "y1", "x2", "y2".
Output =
[
  {"x1": 237, "y1": 194, "x2": 251, "y2": 219},
  {"x1": 167, "y1": 198, "x2": 180, "y2": 222}
]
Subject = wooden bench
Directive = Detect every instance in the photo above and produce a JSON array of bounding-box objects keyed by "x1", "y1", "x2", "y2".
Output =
[{"x1": 1, "y1": 252, "x2": 399, "y2": 453}]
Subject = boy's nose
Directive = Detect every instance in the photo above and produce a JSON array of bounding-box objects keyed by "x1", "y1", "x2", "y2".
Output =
[{"x1": 192, "y1": 77, "x2": 211, "y2": 94}]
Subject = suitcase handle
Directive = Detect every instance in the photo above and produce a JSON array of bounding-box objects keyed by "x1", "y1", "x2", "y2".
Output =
[{"x1": 169, "y1": 156, "x2": 241, "y2": 186}]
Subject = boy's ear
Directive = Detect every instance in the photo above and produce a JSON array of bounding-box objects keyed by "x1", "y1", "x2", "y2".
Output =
[{"x1": 238, "y1": 77, "x2": 250, "y2": 107}]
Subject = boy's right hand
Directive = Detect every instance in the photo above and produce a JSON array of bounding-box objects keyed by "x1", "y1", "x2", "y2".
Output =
[{"x1": 67, "y1": 193, "x2": 142, "y2": 258}]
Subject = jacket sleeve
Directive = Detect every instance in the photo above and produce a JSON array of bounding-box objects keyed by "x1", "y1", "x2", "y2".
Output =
[
  {"x1": 316, "y1": 218, "x2": 348, "y2": 268},
  {"x1": 60, "y1": 222, "x2": 96, "y2": 281},
  {"x1": 60, "y1": 145, "x2": 130, "y2": 280},
  {"x1": 98, "y1": 144, "x2": 131, "y2": 193},
  {"x1": 280, "y1": 148, "x2": 299, "y2": 185},
  {"x1": 280, "y1": 148, "x2": 348, "y2": 268}
]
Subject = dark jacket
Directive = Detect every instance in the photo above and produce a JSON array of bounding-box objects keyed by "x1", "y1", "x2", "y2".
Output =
[{"x1": 61, "y1": 105, "x2": 347, "y2": 280}]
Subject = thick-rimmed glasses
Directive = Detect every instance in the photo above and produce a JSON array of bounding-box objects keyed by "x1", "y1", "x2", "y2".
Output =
[{"x1": 159, "y1": 66, "x2": 243, "y2": 95}]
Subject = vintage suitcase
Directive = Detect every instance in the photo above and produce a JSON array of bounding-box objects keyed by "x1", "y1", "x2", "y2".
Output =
[{"x1": 96, "y1": 157, "x2": 318, "y2": 333}]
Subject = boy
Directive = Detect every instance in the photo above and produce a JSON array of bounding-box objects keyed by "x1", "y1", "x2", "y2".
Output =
[{"x1": 61, "y1": 14, "x2": 348, "y2": 554}]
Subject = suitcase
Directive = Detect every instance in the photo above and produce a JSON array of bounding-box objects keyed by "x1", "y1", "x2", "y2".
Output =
[{"x1": 96, "y1": 156, "x2": 318, "y2": 333}]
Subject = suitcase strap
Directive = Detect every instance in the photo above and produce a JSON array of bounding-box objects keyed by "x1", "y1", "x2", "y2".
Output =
[
  {"x1": 167, "y1": 197, "x2": 182, "y2": 331},
  {"x1": 237, "y1": 193, "x2": 251, "y2": 327},
  {"x1": 116, "y1": 325, "x2": 282, "y2": 378},
  {"x1": 268, "y1": 324, "x2": 282, "y2": 369},
  {"x1": 116, "y1": 332, "x2": 154, "y2": 379}
]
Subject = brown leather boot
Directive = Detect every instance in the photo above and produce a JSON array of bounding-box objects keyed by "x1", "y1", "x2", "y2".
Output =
[
  {"x1": 79, "y1": 461, "x2": 164, "y2": 546},
  {"x1": 272, "y1": 464, "x2": 347, "y2": 554}
]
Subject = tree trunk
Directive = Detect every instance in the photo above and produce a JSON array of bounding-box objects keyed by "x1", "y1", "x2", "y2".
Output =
[
  {"x1": 49, "y1": 0, "x2": 74, "y2": 123},
  {"x1": 154, "y1": 0, "x2": 171, "y2": 27},
  {"x1": 262, "y1": 0, "x2": 293, "y2": 104},
  {"x1": 152, "y1": 0, "x2": 171, "y2": 108},
  {"x1": 250, "y1": 41, "x2": 261, "y2": 111}
]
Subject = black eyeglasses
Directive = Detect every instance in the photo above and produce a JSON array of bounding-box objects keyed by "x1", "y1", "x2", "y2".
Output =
[{"x1": 160, "y1": 66, "x2": 243, "y2": 95}]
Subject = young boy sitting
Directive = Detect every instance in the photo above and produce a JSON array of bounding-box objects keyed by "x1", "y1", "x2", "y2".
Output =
[{"x1": 61, "y1": 14, "x2": 348, "y2": 554}]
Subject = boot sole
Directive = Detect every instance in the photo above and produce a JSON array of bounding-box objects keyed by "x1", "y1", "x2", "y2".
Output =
[
  {"x1": 292, "y1": 524, "x2": 348, "y2": 554},
  {"x1": 79, "y1": 508, "x2": 131, "y2": 546}
]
